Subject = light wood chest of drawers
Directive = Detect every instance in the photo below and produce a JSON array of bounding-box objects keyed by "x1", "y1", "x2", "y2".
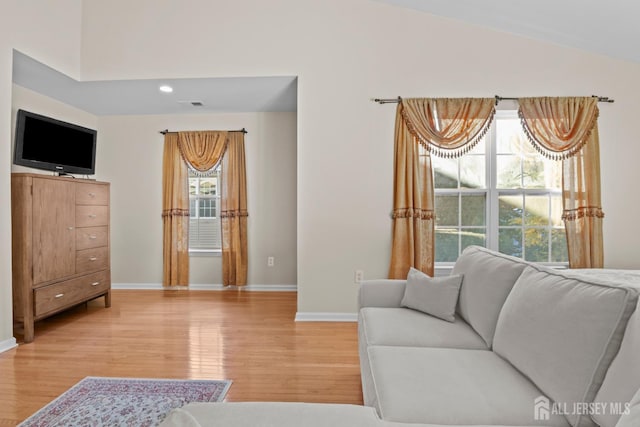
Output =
[{"x1": 11, "y1": 173, "x2": 111, "y2": 343}]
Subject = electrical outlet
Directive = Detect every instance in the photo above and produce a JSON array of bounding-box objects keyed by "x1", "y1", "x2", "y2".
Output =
[
  {"x1": 354, "y1": 270, "x2": 364, "y2": 284},
  {"x1": 267, "y1": 256, "x2": 275, "y2": 267}
]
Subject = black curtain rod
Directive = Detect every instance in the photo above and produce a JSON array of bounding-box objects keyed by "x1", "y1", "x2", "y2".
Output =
[
  {"x1": 373, "y1": 95, "x2": 615, "y2": 105},
  {"x1": 159, "y1": 128, "x2": 248, "y2": 135}
]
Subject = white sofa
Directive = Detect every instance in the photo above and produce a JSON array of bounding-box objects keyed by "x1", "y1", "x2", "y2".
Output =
[{"x1": 160, "y1": 246, "x2": 640, "y2": 427}]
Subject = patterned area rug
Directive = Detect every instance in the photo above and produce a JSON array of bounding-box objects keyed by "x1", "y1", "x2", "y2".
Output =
[{"x1": 19, "y1": 376, "x2": 232, "y2": 427}]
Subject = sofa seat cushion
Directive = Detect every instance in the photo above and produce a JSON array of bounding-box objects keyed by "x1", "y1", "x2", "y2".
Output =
[
  {"x1": 366, "y1": 345, "x2": 569, "y2": 426},
  {"x1": 159, "y1": 402, "x2": 384, "y2": 427},
  {"x1": 359, "y1": 307, "x2": 487, "y2": 349},
  {"x1": 493, "y1": 266, "x2": 639, "y2": 427}
]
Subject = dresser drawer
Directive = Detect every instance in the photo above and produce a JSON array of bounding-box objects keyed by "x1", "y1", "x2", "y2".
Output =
[
  {"x1": 76, "y1": 226, "x2": 109, "y2": 250},
  {"x1": 76, "y1": 246, "x2": 109, "y2": 274},
  {"x1": 76, "y1": 183, "x2": 109, "y2": 205},
  {"x1": 34, "y1": 270, "x2": 110, "y2": 318},
  {"x1": 76, "y1": 205, "x2": 109, "y2": 227}
]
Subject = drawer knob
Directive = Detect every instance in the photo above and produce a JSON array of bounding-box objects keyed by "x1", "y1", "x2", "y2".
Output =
[
  {"x1": 89, "y1": 192, "x2": 96, "y2": 197},
  {"x1": 91, "y1": 282, "x2": 100, "y2": 286},
  {"x1": 55, "y1": 293, "x2": 64, "y2": 298},
  {"x1": 68, "y1": 226, "x2": 74, "y2": 231},
  {"x1": 88, "y1": 214, "x2": 97, "y2": 219},
  {"x1": 89, "y1": 235, "x2": 97, "y2": 240},
  {"x1": 89, "y1": 256, "x2": 98, "y2": 261}
]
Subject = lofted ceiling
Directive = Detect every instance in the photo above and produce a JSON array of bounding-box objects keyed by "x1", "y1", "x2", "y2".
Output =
[
  {"x1": 376, "y1": 0, "x2": 640, "y2": 64},
  {"x1": 12, "y1": 2, "x2": 638, "y2": 116}
]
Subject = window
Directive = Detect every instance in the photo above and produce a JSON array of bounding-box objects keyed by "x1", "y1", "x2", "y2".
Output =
[
  {"x1": 188, "y1": 167, "x2": 221, "y2": 252},
  {"x1": 432, "y1": 111, "x2": 568, "y2": 265}
]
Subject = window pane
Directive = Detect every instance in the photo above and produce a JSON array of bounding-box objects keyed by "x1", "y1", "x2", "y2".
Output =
[
  {"x1": 551, "y1": 229, "x2": 568, "y2": 262},
  {"x1": 461, "y1": 195, "x2": 486, "y2": 226},
  {"x1": 200, "y1": 178, "x2": 217, "y2": 195},
  {"x1": 496, "y1": 120, "x2": 523, "y2": 154},
  {"x1": 435, "y1": 195, "x2": 458, "y2": 226},
  {"x1": 524, "y1": 195, "x2": 549, "y2": 226},
  {"x1": 524, "y1": 228, "x2": 549, "y2": 262},
  {"x1": 522, "y1": 156, "x2": 546, "y2": 188},
  {"x1": 499, "y1": 195, "x2": 523, "y2": 226},
  {"x1": 433, "y1": 158, "x2": 458, "y2": 189},
  {"x1": 461, "y1": 228, "x2": 486, "y2": 252},
  {"x1": 435, "y1": 228, "x2": 459, "y2": 262},
  {"x1": 460, "y1": 155, "x2": 486, "y2": 189},
  {"x1": 497, "y1": 154, "x2": 522, "y2": 189},
  {"x1": 499, "y1": 228, "x2": 522, "y2": 258},
  {"x1": 189, "y1": 178, "x2": 197, "y2": 195},
  {"x1": 189, "y1": 199, "x2": 196, "y2": 218},
  {"x1": 199, "y1": 199, "x2": 215, "y2": 217}
]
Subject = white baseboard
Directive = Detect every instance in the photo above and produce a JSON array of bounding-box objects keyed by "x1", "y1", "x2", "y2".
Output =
[
  {"x1": 112, "y1": 283, "x2": 297, "y2": 292},
  {"x1": 0, "y1": 337, "x2": 18, "y2": 354},
  {"x1": 112, "y1": 283, "x2": 164, "y2": 290},
  {"x1": 295, "y1": 312, "x2": 357, "y2": 322}
]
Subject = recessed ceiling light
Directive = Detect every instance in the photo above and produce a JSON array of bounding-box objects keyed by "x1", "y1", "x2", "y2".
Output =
[{"x1": 159, "y1": 85, "x2": 173, "y2": 93}]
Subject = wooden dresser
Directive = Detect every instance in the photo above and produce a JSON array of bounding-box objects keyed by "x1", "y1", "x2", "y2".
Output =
[{"x1": 11, "y1": 173, "x2": 111, "y2": 343}]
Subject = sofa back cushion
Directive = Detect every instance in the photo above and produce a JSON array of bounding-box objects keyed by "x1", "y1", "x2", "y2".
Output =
[
  {"x1": 614, "y1": 386, "x2": 640, "y2": 427},
  {"x1": 452, "y1": 246, "x2": 528, "y2": 347},
  {"x1": 579, "y1": 271, "x2": 640, "y2": 427},
  {"x1": 493, "y1": 265, "x2": 639, "y2": 427}
]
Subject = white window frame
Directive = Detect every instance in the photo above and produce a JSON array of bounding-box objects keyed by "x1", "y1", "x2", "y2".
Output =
[
  {"x1": 434, "y1": 110, "x2": 568, "y2": 272},
  {"x1": 188, "y1": 168, "x2": 222, "y2": 256}
]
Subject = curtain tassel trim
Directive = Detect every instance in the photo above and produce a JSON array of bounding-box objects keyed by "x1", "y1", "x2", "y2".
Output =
[
  {"x1": 391, "y1": 208, "x2": 435, "y2": 220},
  {"x1": 518, "y1": 108, "x2": 599, "y2": 161},
  {"x1": 162, "y1": 209, "x2": 190, "y2": 218},
  {"x1": 400, "y1": 105, "x2": 496, "y2": 159},
  {"x1": 562, "y1": 206, "x2": 605, "y2": 221},
  {"x1": 221, "y1": 210, "x2": 249, "y2": 218}
]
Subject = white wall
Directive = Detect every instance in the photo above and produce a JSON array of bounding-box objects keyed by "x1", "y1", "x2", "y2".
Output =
[
  {"x1": 96, "y1": 112, "x2": 297, "y2": 287},
  {"x1": 79, "y1": 0, "x2": 640, "y2": 316},
  {"x1": 0, "y1": 1, "x2": 83, "y2": 348}
]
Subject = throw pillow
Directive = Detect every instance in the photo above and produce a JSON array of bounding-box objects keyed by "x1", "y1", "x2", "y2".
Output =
[{"x1": 400, "y1": 268, "x2": 463, "y2": 322}]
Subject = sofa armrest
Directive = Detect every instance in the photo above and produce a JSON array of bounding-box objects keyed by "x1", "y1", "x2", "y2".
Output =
[{"x1": 357, "y1": 279, "x2": 407, "y2": 309}]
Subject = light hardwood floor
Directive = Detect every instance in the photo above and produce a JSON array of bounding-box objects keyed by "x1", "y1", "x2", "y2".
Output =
[{"x1": 0, "y1": 290, "x2": 363, "y2": 425}]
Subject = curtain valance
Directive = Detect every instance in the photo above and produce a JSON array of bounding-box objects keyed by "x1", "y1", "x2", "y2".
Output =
[
  {"x1": 518, "y1": 97, "x2": 599, "y2": 160},
  {"x1": 178, "y1": 131, "x2": 228, "y2": 173},
  {"x1": 399, "y1": 98, "x2": 496, "y2": 158}
]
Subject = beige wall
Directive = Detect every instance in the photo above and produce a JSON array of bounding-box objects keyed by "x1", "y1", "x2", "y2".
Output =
[
  {"x1": 80, "y1": 0, "x2": 640, "y2": 315},
  {"x1": 96, "y1": 112, "x2": 297, "y2": 287},
  {"x1": 2, "y1": 0, "x2": 640, "y2": 347},
  {"x1": 0, "y1": 1, "x2": 83, "y2": 347}
]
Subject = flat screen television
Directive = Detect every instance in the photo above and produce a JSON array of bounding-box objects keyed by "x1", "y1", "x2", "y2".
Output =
[{"x1": 14, "y1": 109, "x2": 97, "y2": 175}]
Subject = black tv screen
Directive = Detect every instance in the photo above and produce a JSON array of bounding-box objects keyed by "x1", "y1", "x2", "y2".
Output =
[{"x1": 14, "y1": 109, "x2": 97, "y2": 175}]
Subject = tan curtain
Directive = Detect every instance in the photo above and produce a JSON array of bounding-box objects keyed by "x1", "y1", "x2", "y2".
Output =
[
  {"x1": 221, "y1": 132, "x2": 248, "y2": 286},
  {"x1": 162, "y1": 131, "x2": 234, "y2": 287},
  {"x1": 389, "y1": 98, "x2": 495, "y2": 278},
  {"x1": 178, "y1": 131, "x2": 228, "y2": 172},
  {"x1": 518, "y1": 97, "x2": 604, "y2": 268},
  {"x1": 162, "y1": 133, "x2": 190, "y2": 286}
]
